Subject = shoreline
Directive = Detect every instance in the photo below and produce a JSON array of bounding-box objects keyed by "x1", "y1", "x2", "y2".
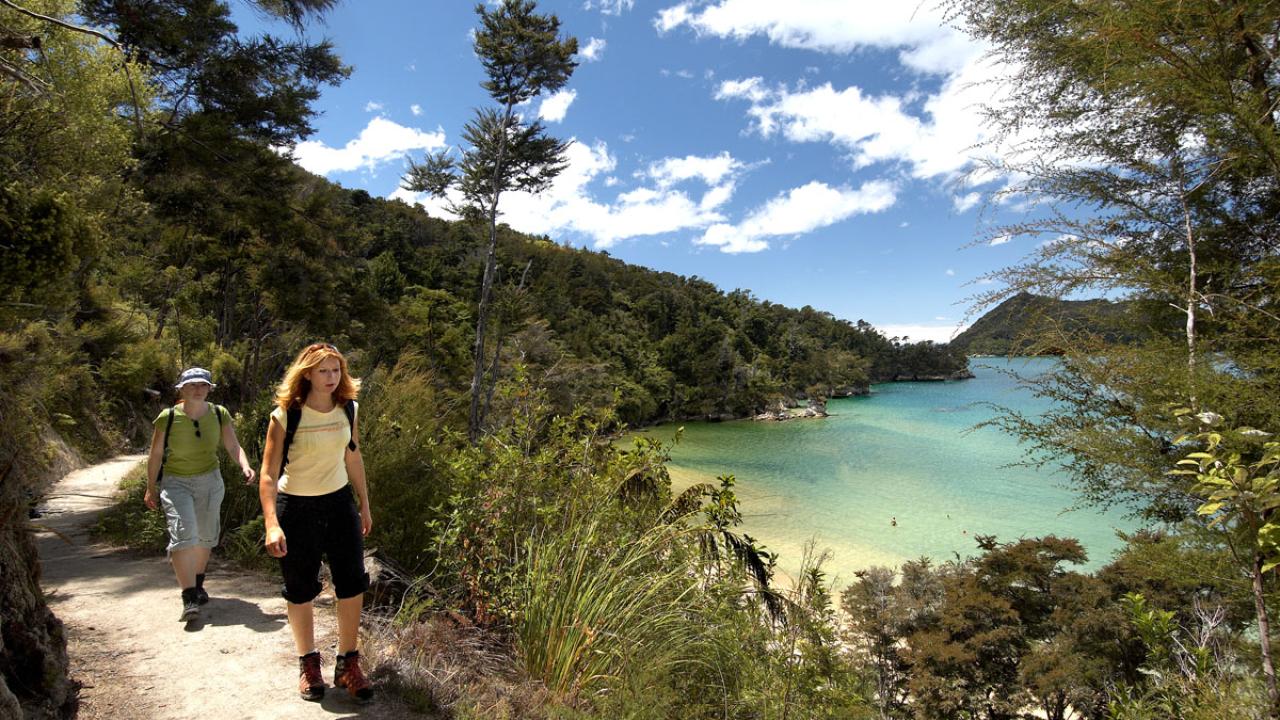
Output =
[{"x1": 628, "y1": 370, "x2": 977, "y2": 429}]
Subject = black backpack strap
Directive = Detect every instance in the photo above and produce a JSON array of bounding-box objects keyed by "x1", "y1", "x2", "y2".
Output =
[
  {"x1": 157, "y1": 407, "x2": 176, "y2": 484},
  {"x1": 214, "y1": 404, "x2": 224, "y2": 429},
  {"x1": 278, "y1": 406, "x2": 303, "y2": 478},
  {"x1": 343, "y1": 400, "x2": 358, "y2": 452}
]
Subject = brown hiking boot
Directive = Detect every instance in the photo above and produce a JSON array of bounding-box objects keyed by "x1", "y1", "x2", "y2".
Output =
[
  {"x1": 334, "y1": 650, "x2": 373, "y2": 703},
  {"x1": 298, "y1": 651, "x2": 325, "y2": 701}
]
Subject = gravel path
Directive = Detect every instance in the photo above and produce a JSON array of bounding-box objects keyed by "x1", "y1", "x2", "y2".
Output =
[{"x1": 35, "y1": 456, "x2": 418, "y2": 719}]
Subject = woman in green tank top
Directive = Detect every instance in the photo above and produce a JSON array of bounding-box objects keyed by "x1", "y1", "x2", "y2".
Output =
[{"x1": 144, "y1": 367, "x2": 256, "y2": 622}]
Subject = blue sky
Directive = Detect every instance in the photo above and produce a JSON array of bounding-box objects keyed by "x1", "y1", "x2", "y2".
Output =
[{"x1": 237, "y1": 0, "x2": 1033, "y2": 342}]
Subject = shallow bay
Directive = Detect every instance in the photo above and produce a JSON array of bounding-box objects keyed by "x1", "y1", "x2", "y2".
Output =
[{"x1": 633, "y1": 357, "x2": 1138, "y2": 584}]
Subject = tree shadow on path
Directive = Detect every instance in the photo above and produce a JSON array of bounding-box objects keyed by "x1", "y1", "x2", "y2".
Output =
[{"x1": 183, "y1": 596, "x2": 287, "y2": 633}]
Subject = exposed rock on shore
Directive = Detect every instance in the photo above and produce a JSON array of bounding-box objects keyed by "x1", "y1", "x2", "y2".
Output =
[
  {"x1": 754, "y1": 397, "x2": 830, "y2": 422},
  {"x1": 888, "y1": 368, "x2": 976, "y2": 382}
]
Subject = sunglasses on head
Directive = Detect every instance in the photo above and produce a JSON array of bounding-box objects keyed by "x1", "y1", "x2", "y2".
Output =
[{"x1": 306, "y1": 342, "x2": 339, "y2": 353}]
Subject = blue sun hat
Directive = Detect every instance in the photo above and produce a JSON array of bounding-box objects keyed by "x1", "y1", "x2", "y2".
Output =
[{"x1": 175, "y1": 367, "x2": 216, "y2": 389}]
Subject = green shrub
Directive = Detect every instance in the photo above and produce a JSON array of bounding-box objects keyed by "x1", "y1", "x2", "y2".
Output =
[
  {"x1": 358, "y1": 356, "x2": 460, "y2": 574},
  {"x1": 223, "y1": 516, "x2": 275, "y2": 573},
  {"x1": 93, "y1": 465, "x2": 167, "y2": 552}
]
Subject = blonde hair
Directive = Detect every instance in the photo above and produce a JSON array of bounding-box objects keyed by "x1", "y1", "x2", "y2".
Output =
[{"x1": 274, "y1": 343, "x2": 361, "y2": 411}]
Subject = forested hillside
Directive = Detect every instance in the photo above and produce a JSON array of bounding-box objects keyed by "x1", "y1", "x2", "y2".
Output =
[{"x1": 950, "y1": 292, "x2": 1177, "y2": 355}]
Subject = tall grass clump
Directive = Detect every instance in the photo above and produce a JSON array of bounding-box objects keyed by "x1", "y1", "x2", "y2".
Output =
[
  {"x1": 517, "y1": 521, "x2": 705, "y2": 698},
  {"x1": 357, "y1": 354, "x2": 463, "y2": 574}
]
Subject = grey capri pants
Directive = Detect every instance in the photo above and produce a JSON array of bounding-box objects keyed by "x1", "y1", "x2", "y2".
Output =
[{"x1": 159, "y1": 468, "x2": 225, "y2": 552}]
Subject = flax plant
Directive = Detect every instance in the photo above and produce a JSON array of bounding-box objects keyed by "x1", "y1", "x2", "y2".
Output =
[{"x1": 517, "y1": 520, "x2": 706, "y2": 698}]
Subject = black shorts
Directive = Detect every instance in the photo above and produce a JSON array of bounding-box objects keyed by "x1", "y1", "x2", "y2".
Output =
[{"x1": 275, "y1": 486, "x2": 369, "y2": 604}]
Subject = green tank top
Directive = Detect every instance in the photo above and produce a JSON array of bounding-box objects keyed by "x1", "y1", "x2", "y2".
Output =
[{"x1": 154, "y1": 404, "x2": 224, "y2": 476}]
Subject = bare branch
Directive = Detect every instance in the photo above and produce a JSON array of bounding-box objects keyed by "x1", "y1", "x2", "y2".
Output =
[{"x1": 0, "y1": 0, "x2": 119, "y2": 48}]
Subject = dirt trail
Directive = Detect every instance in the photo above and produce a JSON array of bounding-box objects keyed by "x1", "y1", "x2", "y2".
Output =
[{"x1": 35, "y1": 456, "x2": 417, "y2": 719}]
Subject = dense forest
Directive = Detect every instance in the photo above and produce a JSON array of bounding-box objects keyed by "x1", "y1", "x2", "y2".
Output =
[
  {"x1": 5, "y1": 0, "x2": 1280, "y2": 719},
  {"x1": 949, "y1": 292, "x2": 1177, "y2": 356}
]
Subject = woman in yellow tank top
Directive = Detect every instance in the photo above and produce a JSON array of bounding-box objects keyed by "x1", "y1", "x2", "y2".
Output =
[{"x1": 258, "y1": 343, "x2": 374, "y2": 703}]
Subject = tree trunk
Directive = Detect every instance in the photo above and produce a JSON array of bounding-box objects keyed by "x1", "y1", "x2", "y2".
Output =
[
  {"x1": 481, "y1": 260, "x2": 532, "y2": 424},
  {"x1": 1253, "y1": 550, "x2": 1279, "y2": 717},
  {"x1": 1182, "y1": 197, "x2": 1197, "y2": 384},
  {"x1": 468, "y1": 104, "x2": 515, "y2": 442},
  {"x1": 468, "y1": 200, "x2": 501, "y2": 442}
]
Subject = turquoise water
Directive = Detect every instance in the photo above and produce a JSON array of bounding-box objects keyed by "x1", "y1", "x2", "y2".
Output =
[{"x1": 632, "y1": 358, "x2": 1136, "y2": 583}]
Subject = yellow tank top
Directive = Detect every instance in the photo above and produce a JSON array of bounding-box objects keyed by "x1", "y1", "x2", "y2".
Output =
[{"x1": 271, "y1": 402, "x2": 354, "y2": 496}]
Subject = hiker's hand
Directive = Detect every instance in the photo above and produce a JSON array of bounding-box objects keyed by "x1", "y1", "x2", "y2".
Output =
[
  {"x1": 241, "y1": 464, "x2": 256, "y2": 485},
  {"x1": 144, "y1": 485, "x2": 159, "y2": 511},
  {"x1": 360, "y1": 507, "x2": 372, "y2": 537},
  {"x1": 265, "y1": 525, "x2": 287, "y2": 557}
]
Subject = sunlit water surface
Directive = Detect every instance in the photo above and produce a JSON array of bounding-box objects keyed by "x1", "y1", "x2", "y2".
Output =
[{"x1": 631, "y1": 358, "x2": 1137, "y2": 583}]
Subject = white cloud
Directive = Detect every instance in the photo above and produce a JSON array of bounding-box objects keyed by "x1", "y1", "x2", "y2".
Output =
[
  {"x1": 645, "y1": 151, "x2": 743, "y2": 187},
  {"x1": 671, "y1": 2, "x2": 1033, "y2": 184},
  {"x1": 538, "y1": 89, "x2": 577, "y2": 123},
  {"x1": 364, "y1": 101, "x2": 384, "y2": 113},
  {"x1": 391, "y1": 140, "x2": 732, "y2": 248},
  {"x1": 655, "y1": 4, "x2": 692, "y2": 32},
  {"x1": 989, "y1": 234, "x2": 1011, "y2": 246},
  {"x1": 696, "y1": 179, "x2": 896, "y2": 254},
  {"x1": 699, "y1": 183, "x2": 736, "y2": 211},
  {"x1": 291, "y1": 117, "x2": 446, "y2": 176},
  {"x1": 410, "y1": 104, "x2": 422, "y2": 116},
  {"x1": 584, "y1": 0, "x2": 634, "y2": 15},
  {"x1": 717, "y1": 59, "x2": 1007, "y2": 181},
  {"x1": 655, "y1": 0, "x2": 979, "y2": 73},
  {"x1": 579, "y1": 37, "x2": 607, "y2": 62},
  {"x1": 876, "y1": 323, "x2": 969, "y2": 344},
  {"x1": 953, "y1": 191, "x2": 981, "y2": 213},
  {"x1": 945, "y1": 268, "x2": 955, "y2": 276},
  {"x1": 715, "y1": 76, "x2": 770, "y2": 103}
]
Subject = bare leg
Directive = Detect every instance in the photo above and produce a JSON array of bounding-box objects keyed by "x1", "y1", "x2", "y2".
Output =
[
  {"x1": 170, "y1": 547, "x2": 202, "y2": 589},
  {"x1": 193, "y1": 546, "x2": 212, "y2": 576},
  {"x1": 286, "y1": 601, "x2": 316, "y2": 655},
  {"x1": 336, "y1": 595, "x2": 362, "y2": 655}
]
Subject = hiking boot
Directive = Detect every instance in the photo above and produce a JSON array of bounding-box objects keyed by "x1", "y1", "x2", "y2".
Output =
[
  {"x1": 195, "y1": 574, "x2": 209, "y2": 605},
  {"x1": 180, "y1": 588, "x2": 200, "y2": 622},
  {"x1": 334, "y1": 650, "x2": 373, "y2": 703},
  {"x1": 298, "y1": 651, "x2": 325, "y2": 701}
]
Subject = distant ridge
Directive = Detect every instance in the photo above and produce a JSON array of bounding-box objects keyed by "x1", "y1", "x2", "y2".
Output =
[{"x1": 950, "y1": 292, "x2": 1173, "y2": 355}]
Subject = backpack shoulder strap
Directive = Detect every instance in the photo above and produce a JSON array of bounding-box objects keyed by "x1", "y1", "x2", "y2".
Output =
[
  {"x1": 278, "y1": 405, "x2": 303, "y2": 477},
  {"x1": 163, "y1": 407, "x2": 176, "y2": 448},
  {"x1": 343, "y1": 400, "x2": 358, "y2": 452},
  {"x1": 214, "y1": 404, "x2": 224, "y2": 429},
  {"x1": 157, "y1": 407, "x2": 176, "y2": 483}
]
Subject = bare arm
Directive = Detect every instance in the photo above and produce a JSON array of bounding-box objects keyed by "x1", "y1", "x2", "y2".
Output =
[
  {"x1": 260, "y1": 414, "x2": 287, "y2": 557},
  {"x1": 144, "y1": 426, "x2": 164, "y2": 511},
  {"x1": 219, "y1": 409, "x2": 257, "y2": 485},
  {"x1": 344, "y1": 402, "x2": 372, "y2": 536}
]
